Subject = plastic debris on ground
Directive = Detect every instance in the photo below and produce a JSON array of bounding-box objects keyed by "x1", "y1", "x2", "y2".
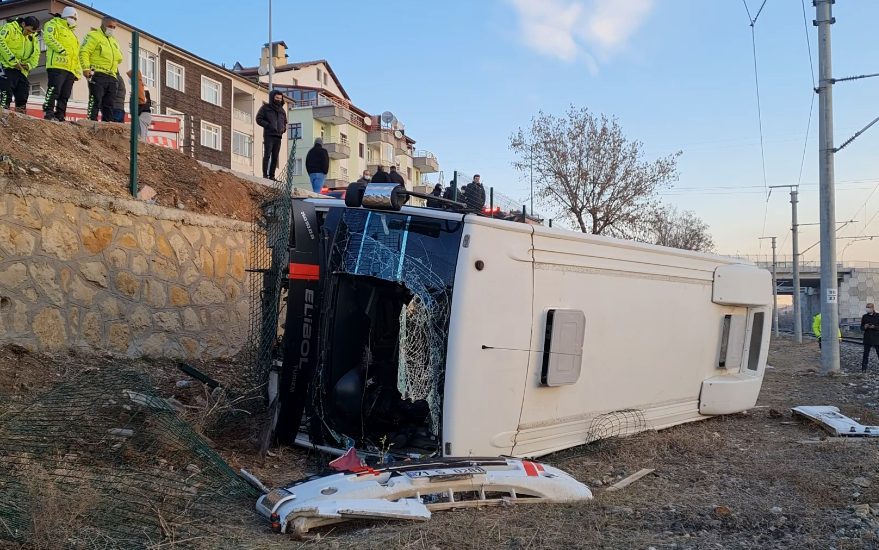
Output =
[
  {"x1": 256, "y1": 457, "x2": 592, "y2": 537},
  {"x1": 792, "y1": 405, "x2": 879, "y2": 437}
]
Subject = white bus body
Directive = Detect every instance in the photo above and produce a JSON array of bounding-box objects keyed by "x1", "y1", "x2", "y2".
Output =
[{"x1": 276, "y1": 200, "x2": 771, "y2": 459}]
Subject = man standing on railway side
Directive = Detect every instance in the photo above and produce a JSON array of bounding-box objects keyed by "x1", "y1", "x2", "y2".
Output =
[
  {"x1": 812, "y1": 312, "x2": 841, "y2": 351},
  {"x1": 861, "y1": 303, "x2": 879, "y2": 373}
]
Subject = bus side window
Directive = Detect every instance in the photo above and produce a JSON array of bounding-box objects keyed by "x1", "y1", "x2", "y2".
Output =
[{"x1": 541, "y1": 309, "x2": 586, "y2": 386}]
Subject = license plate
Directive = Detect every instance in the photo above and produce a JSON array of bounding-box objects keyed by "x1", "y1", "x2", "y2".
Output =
[{"x1": 404, "y1": 466, "x2": 486, "y2": 479}]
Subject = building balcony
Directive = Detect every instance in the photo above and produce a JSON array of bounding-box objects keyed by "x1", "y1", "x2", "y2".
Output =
[
  {"x1": 325, "y1": 166, "x2": 350, "y2": 188},
  {"x1": 313, "y1": 100, "x2": 351, "y2": 125},
  {"x1": 367, "y1": 128, "x2": 396, "y2": 145},
  {"x1": 233, "y1": 108, "x2": 252, "y2": 125},
  {"x1": 413, "y1": 150, "x2": 439, "y2": 173},
  {"x1": 324, "y1": 139, "x2": 350, "y2": 160}
]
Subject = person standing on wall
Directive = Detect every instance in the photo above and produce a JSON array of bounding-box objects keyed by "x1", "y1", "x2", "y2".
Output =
[
  {"x1": 305, "y1": 138, "x2": 329, "y2": 193},
  {"x1": 462, "y1": 174, "x2": 486, "y2": 212},
  {"x1": 389, "y1": 165, "x2": 405, "y2": 186},
  {"x1": 80, "y1": 16, "x2": 123, "y2": 121},
  {"x1": 42, "y1": 6, "x2": 82, "y2": 122},
  {"x1": 861, "y1": 303, "x2": 879, "y2": 373},
  {"x1": 0, "y1": 16, "x2": 40, "y2": 113},
  {"x1": 371, "y1": 165, "x2": 391, "y2": 183},
  {"x1": 126, "y1": 70, "x2": 151, "y2": 141},
  {"x1": 255, "y1": 90, "x2": 287, "y2": 181}
]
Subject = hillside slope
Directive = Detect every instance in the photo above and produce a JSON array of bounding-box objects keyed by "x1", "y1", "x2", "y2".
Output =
[{"x1": 0, "y1": 112, "x2": 271, "y2": 219}]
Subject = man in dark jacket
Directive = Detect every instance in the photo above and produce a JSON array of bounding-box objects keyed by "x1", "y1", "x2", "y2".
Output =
[
  {"x1": 355, "y1": 170, "x2": 371, "y2": 184},
  {"x1": 389, "y1": 165, "x2": 405, "y2": 186},
  {"x1": 305, "y1": 138, "x2": 330, "y2": 192},
  {"x1": 862, "y1": 303, "x2": 879, "y2": 372},
  {"x1": 462, "y1": 174, "x2": 486, "y2": 211},
  {"x1": 371, "y1": 166, "x2": 391, "y2": 183},
  {"x1": 426, "y1": 184, "x2": 443, "y2": 208},
  {"x1": 256, "y1": 90, "x2": 287, "y2": 180}
]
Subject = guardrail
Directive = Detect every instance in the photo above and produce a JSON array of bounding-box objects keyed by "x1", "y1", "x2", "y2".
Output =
[{"x1": 233, "y1": 108, "x2": 252, "y2": 124}]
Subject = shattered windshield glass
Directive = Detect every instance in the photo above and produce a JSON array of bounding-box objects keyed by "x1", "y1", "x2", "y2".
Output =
[{"x1": 318, "y1": 208, "x2": 464, "y2": 450}]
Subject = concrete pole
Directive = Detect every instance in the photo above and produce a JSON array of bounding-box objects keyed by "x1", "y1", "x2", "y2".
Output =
[
  {"x1": 791, "y1": 188, "x2": 802, "y2": 343},
  {"x1": 771, "y1": 236, "x2": 779, "y2": 336},
  {"x1": 816, "y1": 0, "x2": 839, "y2": 374}
]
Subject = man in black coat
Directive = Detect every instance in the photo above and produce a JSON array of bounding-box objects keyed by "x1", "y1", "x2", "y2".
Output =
[
  {"x1": 371, "y1": 166, "x2": 391, "y2": 183},
  {"x1": 862, "y1": 303, "x2": 879, "y2": 372},
  {"x1": 389, "y1": 165, "x2": 405, "y2": 186},
  {"x1": 426, "y1": 184, "x2": 443, "y2": 208},
  {"x1": 255, "y1": 90, "x2": 287, "y2": 180},
  {"x1": 462, "y1": 174, "x2": 486, "y2": 212},
  {"x1": 305, "y1": 138, "x2": 330, "y2": 192}
]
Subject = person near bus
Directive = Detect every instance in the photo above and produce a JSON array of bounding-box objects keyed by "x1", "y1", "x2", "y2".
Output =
[
  {"x1": 0, "y1": 16, "x2": 40, "y2": 113},
  {"x1": 80, "y1": 16, "x2": 123, "y2": 121},
  {"x1": 812, "y1": 312, "x2": 841, "y2": 350},
  {"x1": 42, "y1": 6, "x2": 82, "y2": 122},
  {"x1": 861, "y1": 303, "x2": 879, "y2": 372}
]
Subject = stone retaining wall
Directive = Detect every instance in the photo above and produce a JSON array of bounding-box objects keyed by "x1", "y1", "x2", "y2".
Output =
[{"x1": 0, "y1": 181, "x2": 252, "y2": 359}]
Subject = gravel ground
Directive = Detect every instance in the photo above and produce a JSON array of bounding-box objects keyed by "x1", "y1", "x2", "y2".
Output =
[{"x1": 4, "y1": 336, "x2": 879, "y2": 549}]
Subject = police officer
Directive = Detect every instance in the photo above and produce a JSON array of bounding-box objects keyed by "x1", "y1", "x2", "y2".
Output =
[
  {"x1": 80, "y1": 16, "x2": 123, "y2": 121},
  {"x1": 0, "y1": 16, "x2": 40, "y2": 113},
  {"x1": 43, "y1": 6, "x2": 82, "y2": 122}
]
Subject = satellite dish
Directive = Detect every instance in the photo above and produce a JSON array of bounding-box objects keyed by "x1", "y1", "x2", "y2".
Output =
[
  {"x1": 257, "y1": 65, "x2": 268, "y2": 76},
  {"x1": 381, "y1": 111, "x2": 395, "y2": 125},
  {"x1": 363, "y1": 115, "x2": 372, "y2": 126},
  {"x1": 394, "y1": 130, "x2": 403, "y2": 139}
]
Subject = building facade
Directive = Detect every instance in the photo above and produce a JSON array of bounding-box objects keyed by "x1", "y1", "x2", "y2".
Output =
[
  {"x1": 0, "y1": 0, "x2": 285, "y2": 178},
  {"x1": 235, "y1": 43, "x2": 439, "y2": 192}
]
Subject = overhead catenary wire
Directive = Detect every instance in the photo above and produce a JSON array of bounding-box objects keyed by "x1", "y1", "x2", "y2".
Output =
[{"x1": 741, "y1": 0, "x2": 771, "y2": 247}]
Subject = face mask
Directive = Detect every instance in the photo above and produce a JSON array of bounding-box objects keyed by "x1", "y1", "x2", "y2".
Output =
[
  {"x1": 869, "y1": 308, "x2": 876, "y2": 314},
  {"x1": 66, "y1": 17, "x2": 77, "y2": 27},
  {"x1": 104, "y1": 28, "x2": 115, "y2": 37}
]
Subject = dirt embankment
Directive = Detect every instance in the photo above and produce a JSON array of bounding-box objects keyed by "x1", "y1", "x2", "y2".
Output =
[{"x1": 0, "y1": 112, "x2": 271, "y2": 219}]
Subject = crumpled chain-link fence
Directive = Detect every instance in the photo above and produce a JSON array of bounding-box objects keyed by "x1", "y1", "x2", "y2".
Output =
[
  {"x1": 243, "y1": 160, "x2": 295, "y2": 396},
  {"x1": 0, "y1": 368, "x2": 258, "y2": 548}
]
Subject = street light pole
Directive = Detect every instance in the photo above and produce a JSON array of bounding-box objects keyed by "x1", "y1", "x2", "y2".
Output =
[
  {"x1": 760, "y1": 236, "x2": 779, "y2": 337},
  {"x1": 769, "y1": 184, "x2": 801, "y2": 342},
  {"x1": 268, "y1": 0, "x2": 273, "y2": 91}
]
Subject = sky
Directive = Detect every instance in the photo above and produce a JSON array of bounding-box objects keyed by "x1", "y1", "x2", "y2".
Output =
[{"x1": 88, "y1": 0, "x2": 879, "y2": 261}]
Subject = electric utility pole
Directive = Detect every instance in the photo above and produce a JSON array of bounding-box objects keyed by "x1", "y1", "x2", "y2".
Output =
[
  {"x1": 759, "y1": 236, "x2": 779, "y2": 337},
  {"x1": 769, "y1": 185, "x2": 801, "y2": 342},
  {"x1": 816, "y1": 0, "x2": 839, "y2": 374}
]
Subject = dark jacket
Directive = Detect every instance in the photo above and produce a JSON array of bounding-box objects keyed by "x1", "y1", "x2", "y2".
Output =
[
  {"x1": 426, "y1": 185, "x2": 443, "y2": 208},
  {"x1": 356, "y1": 176, "x2": 370, "y2": 184},
  {"x1": 113, "y1": 72, "x2": 126, "y2": 111},
  {"x1": 256, "y1": 90, "x2": 288, "y2": 138},
  {"x1": 462, "y1": 181, "x2": 486, "y2": 210},
  {"x1": 305, "y1": 143, "x2": 330, "y2": 174},
  {"x1": 371, "y1": 168, "x2": 391, "y2": 183},
  {"x1": 863, "y1": 312, "x2": 879, "y2": 345},
  {"x1": 389, "y1": 169, "x2": 405, "y2": 185}
]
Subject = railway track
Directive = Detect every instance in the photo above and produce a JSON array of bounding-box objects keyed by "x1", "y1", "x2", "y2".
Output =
[{"x1": 777, "y1": 329, "x2": 864, "y2": 346}]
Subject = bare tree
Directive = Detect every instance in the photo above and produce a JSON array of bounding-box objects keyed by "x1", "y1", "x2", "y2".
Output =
[
  {"x1": 632, "y1": 205, "x2": 715, "y2": 252},
  {"x1": 511, "y1": 106, "x2": 680, "y2": 236}
]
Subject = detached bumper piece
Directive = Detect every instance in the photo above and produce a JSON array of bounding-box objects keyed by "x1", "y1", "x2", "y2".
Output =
[
  {"x1": 255, "y1": 457, "x2": 592, "y2": 536},
  {"x1": 792, "y1": 405, "x2": 879, "y2": 437}
]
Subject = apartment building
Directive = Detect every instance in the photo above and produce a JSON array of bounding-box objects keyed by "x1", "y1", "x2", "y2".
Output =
[
  {"x1": 235, "y1": 42, "x2": 439, "y2": 192},
  {"x1": 0, "y1": 0, "x2": 284, "y2": 178}
]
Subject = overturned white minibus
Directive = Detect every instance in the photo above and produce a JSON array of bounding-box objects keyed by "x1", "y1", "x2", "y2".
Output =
[{"x1": 271, "y1": 191, "x2": 772, "y2": 459}]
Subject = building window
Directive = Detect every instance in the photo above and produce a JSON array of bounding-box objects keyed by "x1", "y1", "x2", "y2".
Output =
[
  {"x1": 232, "y1": 131, "x2": 252, "y2": 158},
  {"x1": 288, "y1": 122, "x2": 302, "y2": 140},
  {"x1": 323, "y1": 72, "x2": 328, "y2": 85},
  {"x1": 317, "y1": 68, "x2": 322, "y2": 85},
  {"x1": 139, "y1": 49, "x2": 158, "y2": 88},
  {"x1": 359, "y1": 143, "x2": 364, "y2": 158},
  {"x1": 291, "y1": 158, "x2": 303, "y2": 176},
  {"x1": 200, "y1": 121, "x2": 222, "y2": 150},
  {"x1": 407, "y1": 167, "x2": 412, "y2": 180},
  {"x1": 166, "y1": 61, "x2": 184, "y2": 92},
  {"x1": 201, "y1": 76, "x2": 222, "y2": 106},
  {"x1": 383, "y1": 143, "x2": 394, "y2": 163}
]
